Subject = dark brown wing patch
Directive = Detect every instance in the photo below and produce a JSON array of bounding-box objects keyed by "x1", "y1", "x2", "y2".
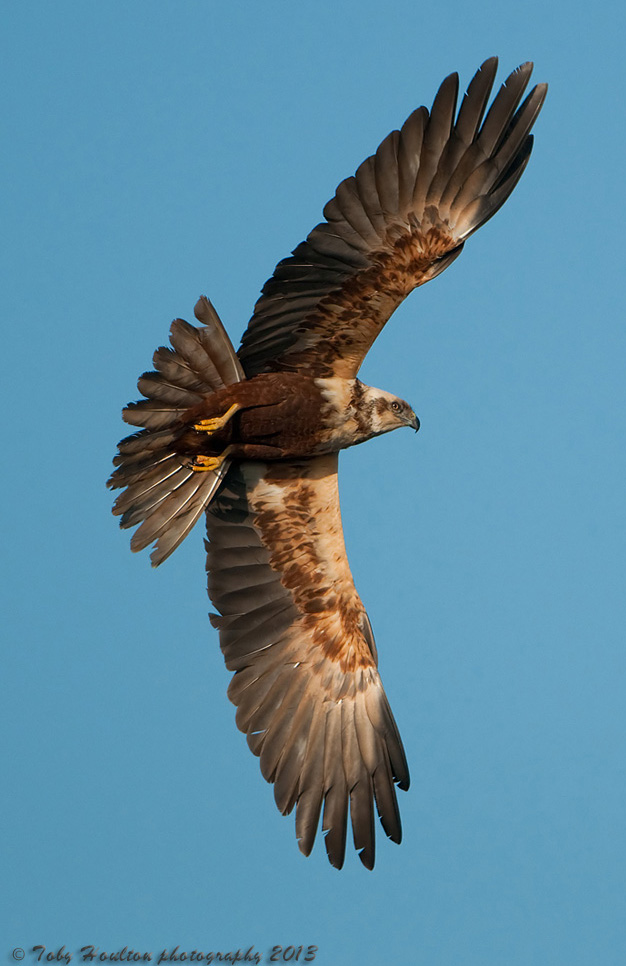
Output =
[
  {"x1": 206, "y1": 456, "x2": 409, "y2": 869},
  {"x1": 238, "y1": 59, "x2": 547, "y2": 378},
  {"x1": 270, "y1": 225, "x2": 462, "y2": 379}
]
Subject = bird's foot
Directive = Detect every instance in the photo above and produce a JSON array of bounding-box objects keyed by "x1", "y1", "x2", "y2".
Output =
[
  {"x1": 193, "y1": 403, "x2": 240, "y2": 435},
  {"x1": 191, "y1": 446, "x2": 233, "y2": 473}
]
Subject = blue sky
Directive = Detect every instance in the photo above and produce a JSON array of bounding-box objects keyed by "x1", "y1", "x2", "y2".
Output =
[{"x1": 2, "y1": 1, "x2": 625, "y2": 963}]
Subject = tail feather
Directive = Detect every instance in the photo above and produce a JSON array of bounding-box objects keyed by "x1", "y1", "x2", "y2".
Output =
[
  {"x1": 136, "y1": 371, "x2": 204, "y2": 406},
  {"x1": 129, "y1": 471, "x2": 217, "y2": 552},
  {"x1": 115, "y1": 427, "x2": 177, "y2": 455},
  {"x1": 168, "y1": 318, "x2": 226, "y2": 390},
  {"x1": 122, "y1": 398, "x2": 192, "y2": 431},
  {"x1": 152, "y1": 345, "x2": 215, "y2": 391},
  {"x1": 108, "y1": 296, "x2": 243, "y2": 566},
  {"x1": 109, "y1": 449, "x2": 177, "y2": 491},
  {"x1": 116, "y1": 461, "x2": 186, "y2": 523},
  {"x1": 194, "y1": 296, "x2": 246, "y2": 385}
]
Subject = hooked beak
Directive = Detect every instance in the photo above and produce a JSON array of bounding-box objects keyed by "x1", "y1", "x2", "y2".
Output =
[{"x1": 408, "y1": 410, "x2": 420, "y2": 433}]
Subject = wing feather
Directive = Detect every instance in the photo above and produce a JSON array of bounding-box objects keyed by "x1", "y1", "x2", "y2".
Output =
[
  {"x1": 397, "y1": 106, "x2": 428, "y2": 213},
  {"x1": 272, "y1": 695, "x2": 318, "y2": 814},
  {"x1": 454, "y1": 56, "x2": 498, "y2": 145},
  {"x1": 354, "y1": 156, "x2": 387, "y2": 237},
  {"x1": 294, "y1": 703, "x2": 326, "y2": 856},
  {"x1": 411, "y1": 71, "x2": 459, "y2": 220},
  {"x1": 374, "y1": 129, "x2": 400, "y2": 219},
  {"x1": 330, "y1": 177, "x2": 382, "y2": 247},
  {"x1": 238, "y1": 60, "x2": 547, "y2": 378},
  {"x1": 205, "y1": 456, "x2": 409, "y2": 868}
]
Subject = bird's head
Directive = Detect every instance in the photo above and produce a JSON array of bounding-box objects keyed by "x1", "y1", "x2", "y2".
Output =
[{"x1": 361, "y1": 385, "x2": 420, "y2": 437}]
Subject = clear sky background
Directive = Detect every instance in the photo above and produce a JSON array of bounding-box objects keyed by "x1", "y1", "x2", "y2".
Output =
[{"x1": 2, "y1": 1, "x2": 625, "y2": 964}]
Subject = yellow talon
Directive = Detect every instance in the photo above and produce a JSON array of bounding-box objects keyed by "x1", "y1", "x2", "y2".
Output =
[
  {"x1": 193, "y1": 403, "x2": 240, "y2": 435},
  {"x1": 191, "y1": 447, "x2": 233, "y2": 473},
  {"x1": 191, "y1": 455, "x2": 223, "y2": 473}
]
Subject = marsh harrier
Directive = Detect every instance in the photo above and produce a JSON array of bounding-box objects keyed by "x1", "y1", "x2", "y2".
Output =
[{"x1": 109, "y1": 58, "x2": 547, "y2": 868}]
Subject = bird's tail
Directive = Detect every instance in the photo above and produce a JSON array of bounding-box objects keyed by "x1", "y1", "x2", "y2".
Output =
[{"x1": 108, "y1": 296, "x2": 244, "y2": 566}]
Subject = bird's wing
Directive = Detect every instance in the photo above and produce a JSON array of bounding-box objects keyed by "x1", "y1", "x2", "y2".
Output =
[
  {"x1": 238, "y1": 58, "x2": 547, "y2": 379},
  {"x1": 206, "y1": 454, "x2": 409, "y2": 869}
]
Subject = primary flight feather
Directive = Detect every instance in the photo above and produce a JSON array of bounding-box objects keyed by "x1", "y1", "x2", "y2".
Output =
[{"x1": 109, "y1": 58, "x2": 547, "y2": 869}]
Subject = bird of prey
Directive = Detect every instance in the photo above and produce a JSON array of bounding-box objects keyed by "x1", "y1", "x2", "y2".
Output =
[{"x1": 109, "y1": 58, "x2": 546, "y2": 869}]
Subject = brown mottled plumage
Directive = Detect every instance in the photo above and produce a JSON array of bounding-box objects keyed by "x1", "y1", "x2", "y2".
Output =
[{"x1": 109, "y1": 59, "x2": 547, "y2": 868}]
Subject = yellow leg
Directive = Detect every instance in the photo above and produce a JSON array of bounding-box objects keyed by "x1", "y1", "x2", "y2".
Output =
[
  {"x1": 191, "y1": 446, "x2": 234, "y2": 473},
  {"x1": 193, "y1": 403, "x2": 241, "y2": 435}
]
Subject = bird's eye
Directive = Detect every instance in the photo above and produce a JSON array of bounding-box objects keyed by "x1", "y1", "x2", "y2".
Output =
[{"x1": 391, "y1": 401, "x2": 402, "y2": 412}]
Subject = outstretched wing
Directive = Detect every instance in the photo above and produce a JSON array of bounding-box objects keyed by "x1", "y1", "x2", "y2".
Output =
[
  {"x1": 205, "y1": 455, "x2": 409, "y2": 869},
  {"x1": 238, "y1": 58, "x2": 547, "y2": 379}
]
